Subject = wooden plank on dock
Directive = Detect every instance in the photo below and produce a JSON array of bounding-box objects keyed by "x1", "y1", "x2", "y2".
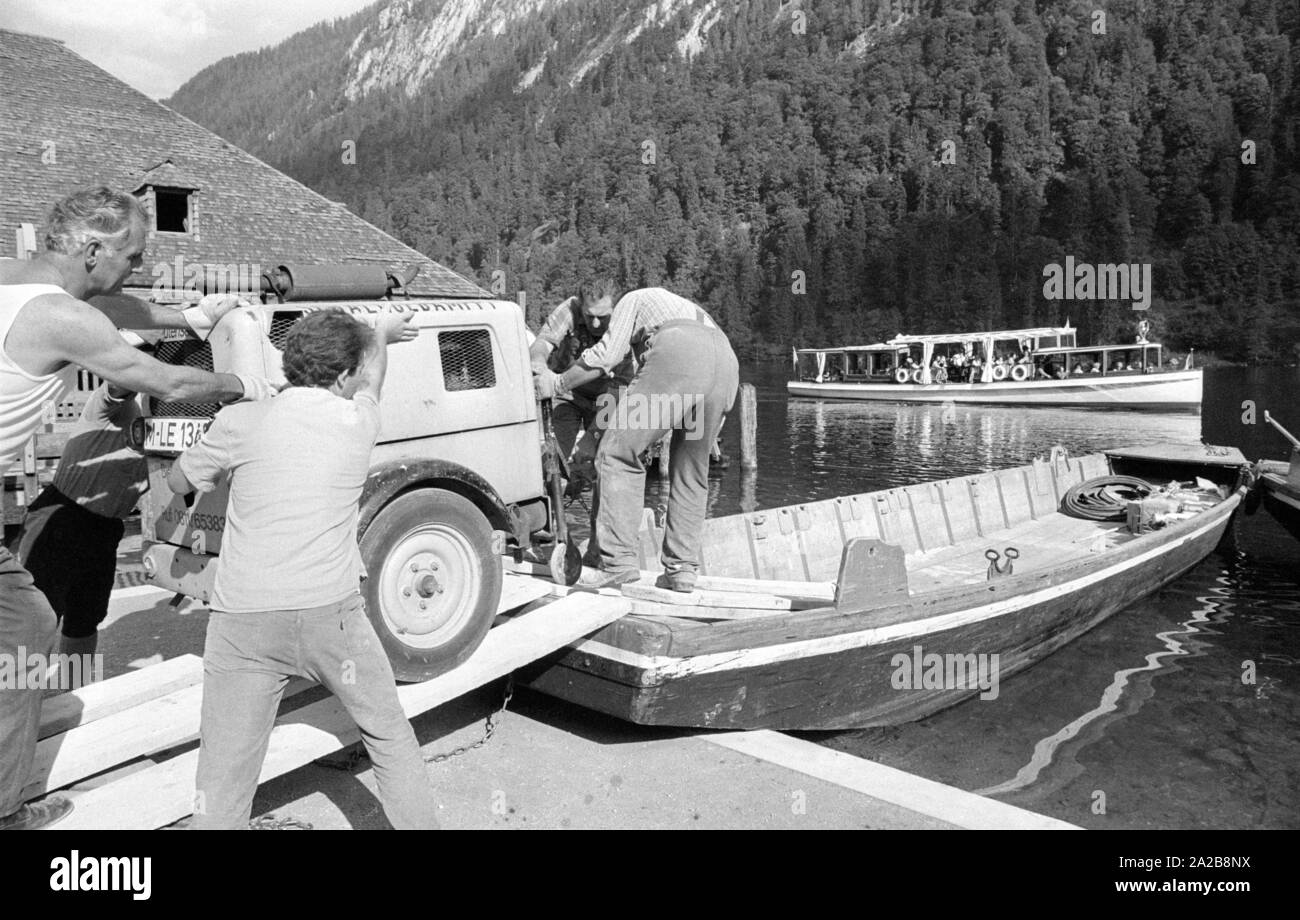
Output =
[
  {"x1": 29, "y1": 677, "x2": 316, "y2": 802},
  {"x1": 34, "y1": 572, "x2": 553, "y2": 806},
  {"x1": 621, "y1": 583, "x2": 806, "y2": 611},
  {"x1": 54, "y1": 593, "x2": 630, "y2": 829},
  {"x1": 38, "y1": 654, "x2": 203, "y2": 740},
  {"x1": 703, "y1": 730, "x2": 1079, "y2": 831},
  {"x1": 628, "y1": 601, "x2": 788, "y2": 620}
]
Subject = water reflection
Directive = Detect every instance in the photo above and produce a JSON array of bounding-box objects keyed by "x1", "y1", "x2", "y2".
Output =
[{"x1": 718, "y1": 392, "x2": 1200, "y2": 515}]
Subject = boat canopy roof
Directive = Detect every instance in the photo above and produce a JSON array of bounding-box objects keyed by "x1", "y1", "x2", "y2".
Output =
[
  {"x1": 795, "y1": 343, "x2": 902, "y2": 355},
  {"x1": 1036, "y1": 342, "x2": 1160, "y2": 355},
  {"x1": 795, "y1": 325, "x2": 1076, "y2": 355},
  {"x1": 885, "y1": 325, "x2": 1074, "y2": 346}
]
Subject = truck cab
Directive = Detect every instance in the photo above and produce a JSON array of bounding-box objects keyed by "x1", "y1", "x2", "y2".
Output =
[{"x1": 134, "y1": 267, "x2": 550, "y2": 680}]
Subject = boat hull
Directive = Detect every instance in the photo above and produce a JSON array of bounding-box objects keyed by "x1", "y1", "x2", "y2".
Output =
[
  {"x1": 526, "y1": 464, "x2": 1239, "y2": 730},
  {"x1": 786, "y1": 369, "x2": 1202, "y2": 411},
  {"x1": 1260, "y1": 471, "x2": 1300, "y2": 543}
]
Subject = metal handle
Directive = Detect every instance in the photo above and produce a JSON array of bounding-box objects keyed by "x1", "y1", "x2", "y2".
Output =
[{"x1": 1264, "y1": 411, "x2": 1300, "y2": 450}]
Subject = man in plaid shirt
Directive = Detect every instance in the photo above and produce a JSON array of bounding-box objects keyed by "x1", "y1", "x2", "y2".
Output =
[{"x1": 535, "y1": 287, "x2": 739, "y2": 592}]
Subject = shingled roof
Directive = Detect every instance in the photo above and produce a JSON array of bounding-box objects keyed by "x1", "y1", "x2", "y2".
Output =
[{"x1": 0, "y1": 28, "x2": 487, "y2": 299}]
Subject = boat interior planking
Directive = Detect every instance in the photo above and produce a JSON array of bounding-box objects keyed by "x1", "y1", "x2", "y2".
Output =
[{"x1": 524, "y1": 447, "x2": 1249, "y2": 730}]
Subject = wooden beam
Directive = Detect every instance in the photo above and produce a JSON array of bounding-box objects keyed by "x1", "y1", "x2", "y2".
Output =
[
  {"x1": 703, "y1": 730, "x2": 1079, "y2": 830},
  {"x1": 39, "y1": 654, "x2": 203, "y2": 740},
  {"x1": 506, "y1": 559, "x2": 836, "y2": 604},
  {"x1": 628, "y1": 600, "x2": 788, "y2": 621},
  {"x1": 54, "y1": 593, "x2": 629, "y2": 829},
  {"x1": 28, "y1": 677, "x2": 317, "y2": 802}
]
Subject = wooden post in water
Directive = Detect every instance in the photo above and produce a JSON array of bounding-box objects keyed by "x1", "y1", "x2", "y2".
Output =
[{"x1": 739, "y1": 383, "x2": 758, "y2": 471}]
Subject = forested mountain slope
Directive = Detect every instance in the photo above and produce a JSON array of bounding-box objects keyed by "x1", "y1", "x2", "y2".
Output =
[{"x1": 168, "y1": 0, "x2": 1300, "y2": 360}]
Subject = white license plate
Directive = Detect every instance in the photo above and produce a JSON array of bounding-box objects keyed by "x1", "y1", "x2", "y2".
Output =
[{"x1": 143, "y1": 417, "x2": 211, "y2": 453}]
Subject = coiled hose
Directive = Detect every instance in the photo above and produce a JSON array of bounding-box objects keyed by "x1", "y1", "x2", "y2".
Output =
[{"x1": 1060, "y1": 475, "x2": 1156, "y2": 521}]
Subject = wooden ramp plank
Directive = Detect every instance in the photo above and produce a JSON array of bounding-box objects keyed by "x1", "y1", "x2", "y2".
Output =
[
  {"x1": 54, "y1": 593, "x2": 629, "y2": 830},
  {"x1": 26, "y1": 685, "x2": 204, "y2": 801},
  {"x1": 34, "y1": 572, "x2": 558, "y2": 806},
  {"x1": 29, "y1": 678, "x2": 316, "y2": 803},
  {"x1": 499, "y1": 571, "x2": 560, "y2": 612},
  {"x1": 39, "y1": 654, "x2": 203, "y2": 741}
]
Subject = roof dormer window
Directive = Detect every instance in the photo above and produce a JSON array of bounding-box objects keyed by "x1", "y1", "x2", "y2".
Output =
[
  {"x1": 132, "y1": 159, "x2": 201, "y2": 238},
  {"x1": 153, "y1": 187, "x2": 191, "y2": 233}
]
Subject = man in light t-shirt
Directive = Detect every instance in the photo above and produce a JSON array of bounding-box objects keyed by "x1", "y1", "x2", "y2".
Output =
[{"x1": 169, "y1": 309, "x2": 439, "y2": 829}]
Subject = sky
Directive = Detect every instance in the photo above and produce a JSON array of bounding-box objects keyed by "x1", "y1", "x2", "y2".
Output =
[{"x1": 0, "y1": 0, "x2": 379, "y2": 100}]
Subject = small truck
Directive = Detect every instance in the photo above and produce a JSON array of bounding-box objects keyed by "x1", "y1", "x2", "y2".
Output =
[{"x1": 131, "y1": 265, "x2": 555, "y2": 680}]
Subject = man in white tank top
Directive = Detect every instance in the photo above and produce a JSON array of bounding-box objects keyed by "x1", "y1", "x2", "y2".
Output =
[{"x1": 0, "y1": 187, "x2": 270, "y2": 830}]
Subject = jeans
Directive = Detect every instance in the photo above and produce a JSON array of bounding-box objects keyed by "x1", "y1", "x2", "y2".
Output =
[
  {"x1": 0, "y1": 546, "x2": 58, "y2": 818},
  {"x1": 594, "y1": 321, "x2": 739, "y2": 578},
  {"x1": 194, "y1": 593, "x2": 440, "y2": 829}
]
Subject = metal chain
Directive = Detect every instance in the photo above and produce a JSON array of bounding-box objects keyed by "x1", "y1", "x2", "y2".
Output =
[
  {"x1": 424, "y1": 674, "x2": 515, "y2": 764},
  {"x1": 249, "y1": 814, "x2": 314, "y2": 830}
]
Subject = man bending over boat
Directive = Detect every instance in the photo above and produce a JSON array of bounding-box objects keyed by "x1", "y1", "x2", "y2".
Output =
[
  {"x1": 1, "y1": 186, "x2": 266, "y2": 831},
  {"x1": 534, "y1": 288, "x2": 739, "y2": 592},
  {"x1": 169, "y1": 310, "x2": 440, "y2": 829}
]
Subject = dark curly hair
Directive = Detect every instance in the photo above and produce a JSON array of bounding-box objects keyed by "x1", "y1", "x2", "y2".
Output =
[{"x1": 281, "y1": 311, "x2": 371, "y2": 389}]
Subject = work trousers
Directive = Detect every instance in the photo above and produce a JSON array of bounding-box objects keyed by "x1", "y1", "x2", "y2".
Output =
[
  {"x1": 194, "y1": 593, "x2": 440, "y2": 829},
  {"x1": 0, "y1": 546, "x2": 58, "y2": 818},
  {"x1": 594, "y1": 321, "x2": 739, "y2": 579}
]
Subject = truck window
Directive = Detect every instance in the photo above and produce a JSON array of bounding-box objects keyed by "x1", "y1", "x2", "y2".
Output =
[{"x1": 440, "y1": 329, "x2": 496, "y2": 392}]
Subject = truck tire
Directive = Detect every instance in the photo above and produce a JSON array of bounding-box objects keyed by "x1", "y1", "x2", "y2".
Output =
[{"x1": 359, "y1": 488, "x2": 502, "y2": 682}]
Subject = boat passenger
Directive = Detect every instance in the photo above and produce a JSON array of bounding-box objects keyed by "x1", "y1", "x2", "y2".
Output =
[{"x1": 1072, "y1": 362, "x2": 1084, "y2": 375}]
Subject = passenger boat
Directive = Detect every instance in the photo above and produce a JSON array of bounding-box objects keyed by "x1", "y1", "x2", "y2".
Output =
[
  {"x1": 788, "y1": 324, "x2": 1201, "y2": 411},
  {"x1": 524, "y1": 445, "x2": 1248, "y2": 729}
]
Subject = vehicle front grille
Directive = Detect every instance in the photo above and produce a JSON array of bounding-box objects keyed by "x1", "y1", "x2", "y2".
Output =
[
  {"x1": 150, "y1": 338, "x2": 220, "y2": 418},
  {"x1": 149, "y1": 313, "x2": 305, "y2": 418}
]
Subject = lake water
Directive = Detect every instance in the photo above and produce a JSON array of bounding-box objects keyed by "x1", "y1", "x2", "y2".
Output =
[{"x1": 667, "y1": 363, "x2": 1300, "y2": 830}]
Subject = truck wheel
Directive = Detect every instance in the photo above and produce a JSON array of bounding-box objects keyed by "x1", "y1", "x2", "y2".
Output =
[{"x1": 359, "y1": 489, "x2": 502, "y2": 682}]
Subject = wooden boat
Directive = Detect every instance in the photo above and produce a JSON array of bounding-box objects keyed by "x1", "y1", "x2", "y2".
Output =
[
  {"x1": 1250, "y1": 411, "x2": 1300, "y2": 541},
  {"x1": 524, "y1": 445, "x2": 1248, "y2": 730},
  {"x1": 1254, "y1": 460, "x2": 1300, "y2": 540},
  {"x1": 789, "y1": 325, "x2": 1201, "y2": 411}
]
